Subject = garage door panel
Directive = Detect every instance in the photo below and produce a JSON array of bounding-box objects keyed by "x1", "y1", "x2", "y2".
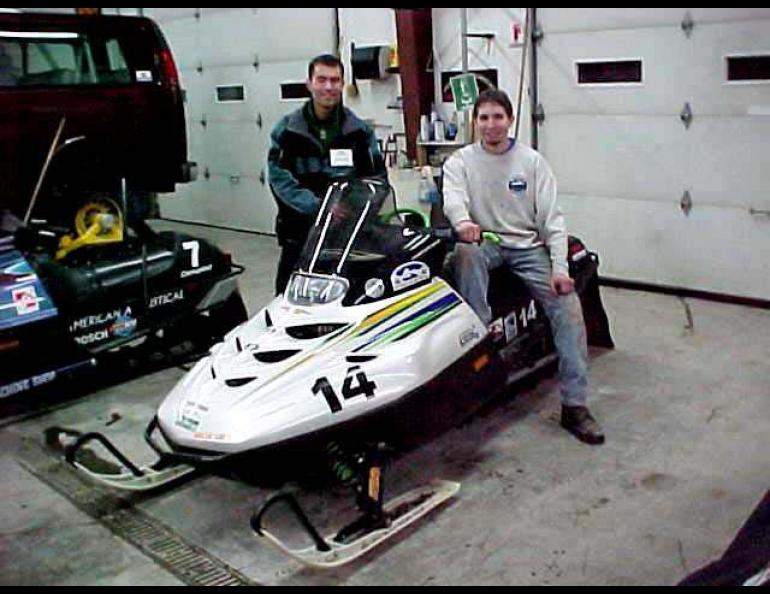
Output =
[
  {"x1": 155, "y1": 10, "x2": 332, "y2": 232},
  {"x1": 540, "y1": 8, "x2": 696, "y2": 33},
  {"x1": 193, "y1": 10, "x2": 261, "y2": 66},
  {"x1": 154, "y1": 14, "x2": 201, "y2": 70},
  {"x1": 185, "y1": 120, "x2": 205, "y2": 169},
  {"x1": 252, "y1": 8, "x2": 335, "y2": 63},
  {"x1": 253, "y1": 61, "x2": 314, "y2": 133},
  {"x1": 168, "y1": 176, "x2": 274, "y2": 233},
  {"x1": 162, "y1": 154, "x2": 274, "y2": 236},
  {"x1": 540, "y1": 8, "x2": 770, "y2": 33},
  {"x1": 179, "y1": 69, "x2": 206, "y2": 122},
  {"x1": 160, "y1": 178, "x2": 205, "y2": 221},
  {"x1": 563, "y1": 194, "x2": 770, "y2": 299},
  {"x1": 539, "y1": 9, "x2": 768, "y2": 299},
  {"x1": 684, "y1": 20, "x2": 770, "y2": 114},
  {"x1": 183, "y1": 66, "x2": 262, "y2": 183},
  {"x1": 147, "y1": 8, "x2": 201, "y2": 23},
  {"x1": 214, "y1": 173, "x2": 274, "y2": 235},
  {"x1": 689, "y1": 8, "x2": 770, "y2": 23},
  {"x1": 539, "y1": 28, "x2": 692, "y2": 115},
  {"x1": 688, "y1": 118, "x2": 770, "y2": 208},
  {"x1": 199, "y1": 123, "x2": 262, "y2": 178},
  {"x1": 194, "y1": 66, "x2": 260, "y2": 118},
  {"x1": 542, "y1": 116, "x2": 689, "y2": 203}
]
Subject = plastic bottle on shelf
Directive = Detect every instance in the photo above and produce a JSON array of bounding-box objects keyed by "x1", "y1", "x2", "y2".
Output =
[
  {"x1": 434, "y1": 119, "x2": 446, "y2": 142},
  {"x1": 418, "y1": 166, "x2": 440, "y2": 207},
  {"x1": 446, "y1": 112, "x2": 458, "y2": 141},
  {"x1": 430, "y1": 104, "x2": 440, "y2": 141},
  {"x1": 420, "y1": 115, "x2": 432, "y2": 143}
]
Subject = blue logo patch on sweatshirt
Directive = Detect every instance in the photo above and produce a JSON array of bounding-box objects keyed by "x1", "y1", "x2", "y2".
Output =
[{"x1": 508, "y1": 176, "x2": 528, "y2": 194}]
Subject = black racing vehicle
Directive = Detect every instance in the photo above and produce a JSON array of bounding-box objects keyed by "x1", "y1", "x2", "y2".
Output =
[
  {"x1": 0, "y1": 208, "x2": 247, "y2": 405},
  {"x1": 0, "y1": 129, "x2": 247, "y2": 406}
]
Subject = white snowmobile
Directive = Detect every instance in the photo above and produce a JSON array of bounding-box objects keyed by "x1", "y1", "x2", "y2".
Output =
[{"x1": 55, "y1": 178, "x2": 613, "y2": 568}]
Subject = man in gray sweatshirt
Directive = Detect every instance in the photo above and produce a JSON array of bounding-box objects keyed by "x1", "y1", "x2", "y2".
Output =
[{"x1": 442, "y1": 89, "x2": 604, "y2": 446}]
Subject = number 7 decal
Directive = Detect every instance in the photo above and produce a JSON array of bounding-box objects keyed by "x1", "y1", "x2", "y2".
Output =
[{"x1": 182, "y1": 240, "x2": 200, "y2": 269}]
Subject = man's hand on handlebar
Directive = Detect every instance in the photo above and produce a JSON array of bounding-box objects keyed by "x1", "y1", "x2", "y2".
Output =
[{"x1": 455, "y1": 221, "x2": 482, "y2": 244}]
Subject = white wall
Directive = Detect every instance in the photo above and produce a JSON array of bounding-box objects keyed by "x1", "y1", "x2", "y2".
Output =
[
  {"x1": 337, "y1": 8, "x2": 533, "y2": 210},
  {"x1": 433, "y1": 8, "x2": 532, "y2": 144},
  {"x1": 338, "y1": 8, "x2": 402, "y2": 138}
]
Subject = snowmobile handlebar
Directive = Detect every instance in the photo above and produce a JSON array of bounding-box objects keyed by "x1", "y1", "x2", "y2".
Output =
[{"x1": 432, "y1": 226, "x2": 502, "y2": 246}]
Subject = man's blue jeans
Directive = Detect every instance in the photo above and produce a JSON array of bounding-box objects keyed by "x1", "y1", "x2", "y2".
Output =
[{"x1": 454, "y1": 242, "x2": 589, "y2": 407}]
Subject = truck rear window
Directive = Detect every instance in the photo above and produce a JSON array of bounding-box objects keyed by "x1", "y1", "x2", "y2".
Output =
[{"x1": 0, "y1": 31, "x2": 135, "y2": 87}]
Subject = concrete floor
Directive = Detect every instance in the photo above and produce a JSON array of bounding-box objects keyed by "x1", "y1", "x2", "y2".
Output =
[{"x1": 1, "y1": 221, "x2": 768, "y2": 586}]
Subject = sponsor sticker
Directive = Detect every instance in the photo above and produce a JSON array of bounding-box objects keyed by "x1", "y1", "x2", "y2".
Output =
[
  {"x1": 460, "y1": 326, "x2": 482, "y2": 348},
  {"x1": 149, "y1": 289, "x2": 185, "y2": 309},
  {"x1": 110, "y1": 310, "x2": 138, "y2": 338},
  {"x1": 181, "y1": 264, "x2": 213, "y2": 279},
  {"x1": 0, "y1": 371, "x2": 56, "y2": 399},
  {"x1": 508, "y1": 175, "x2": 528, "y2": 194},
  {"x1": 70, "y1": 307, "x2": 133, "y2": 333},
  {"x1": 75, "y1": 330, "x2": 110, "y2": 346},
  {"x1": 12, "y1": 287, "x2": 39, "y2": 315},
  {"x1": 176, "y1": 401, "x2": 209, "y2": 432},
  {"x1": 391, "y1": 261, "x2": 430, "y2": 292}
]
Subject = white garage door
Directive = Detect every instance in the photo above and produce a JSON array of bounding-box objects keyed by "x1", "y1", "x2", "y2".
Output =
[
  {"x1": 147, "y1": 8, "x2": 336, "y2": 234},
  {"x1": 537, "y1": 8, "x2": 770, "y2": 300}
]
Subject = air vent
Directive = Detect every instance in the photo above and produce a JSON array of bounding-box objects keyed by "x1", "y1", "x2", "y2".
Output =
[
  {"x1": 280, "y1": 82, "x2": 312, "y2": 101},
  {"x1": 346, "y1": 355, "x2": 378, "y2": 364},
  {"x1": 286, "y1": 324, "x2": 348, "y2": 340},
  {"x1": 226, "y1": 377, "x2": 257, "y2": 388},
  {"x1": 727, "y1": 55, "x2": 770, "y2": 82},
  {"x1": 216, "y1": 85, "x2": 246, "y2": 103},
  {"x1": 253, "y1": 350, "x2": 300, "y2": 364},
  {"x1": 577, "y1": 60, "x2": 643, "y2": 84}
]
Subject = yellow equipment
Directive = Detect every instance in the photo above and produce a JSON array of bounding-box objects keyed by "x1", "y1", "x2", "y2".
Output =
[{"x1": 56, "y1": 199, "x2": 124, "y2": 260}]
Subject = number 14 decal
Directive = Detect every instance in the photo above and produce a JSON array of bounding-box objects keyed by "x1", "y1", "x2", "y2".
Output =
[
  {"x1": 313, "y1": 367, "x2": 378, "y2": 414},
  {"x1": 505, "y1": 300, "x2": 538, "y2": 340}
]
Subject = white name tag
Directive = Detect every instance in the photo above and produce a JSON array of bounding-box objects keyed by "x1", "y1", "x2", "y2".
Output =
[{"x1": 330, "y1": 149, "x2": 354, "y2": 168}]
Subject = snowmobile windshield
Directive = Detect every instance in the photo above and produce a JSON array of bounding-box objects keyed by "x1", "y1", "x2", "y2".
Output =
[
  {"x1": 289, "y1": 179, "x2": 442, "y2": 307},
  {"x1": 297, "y1": 179, "x2": 397, "y2": 276}
]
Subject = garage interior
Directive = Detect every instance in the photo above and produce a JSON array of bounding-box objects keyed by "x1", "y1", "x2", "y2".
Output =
[{"x1": 1, "y1": 7, "x2": 768, "y2": 586}]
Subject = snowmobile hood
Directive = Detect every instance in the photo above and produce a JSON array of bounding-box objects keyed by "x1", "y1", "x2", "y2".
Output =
[
  {"x1": 158, "y1": 278, "x2": 485, "y2": 455},
  {"x1": 157, "y1": 178, "x2": 485, "y2": 456}
]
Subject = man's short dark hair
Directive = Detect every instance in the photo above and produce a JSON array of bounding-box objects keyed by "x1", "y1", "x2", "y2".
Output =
[
  {"x1": 308, "y1": 54, "x2": 345, "y2": 80},
  {"x1": 473, "y1": 89, "x2": 514, "y2": 120}
]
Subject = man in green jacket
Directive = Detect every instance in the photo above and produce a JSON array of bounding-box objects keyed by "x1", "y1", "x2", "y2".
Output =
[{"x1": 268, "y1": 54, "x2": 388, "y2": 294}]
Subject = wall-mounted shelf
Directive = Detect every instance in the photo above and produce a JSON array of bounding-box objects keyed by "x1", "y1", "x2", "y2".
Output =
[{"x1": 416, "y1": 140, "x2": 466, "y2": 167}]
